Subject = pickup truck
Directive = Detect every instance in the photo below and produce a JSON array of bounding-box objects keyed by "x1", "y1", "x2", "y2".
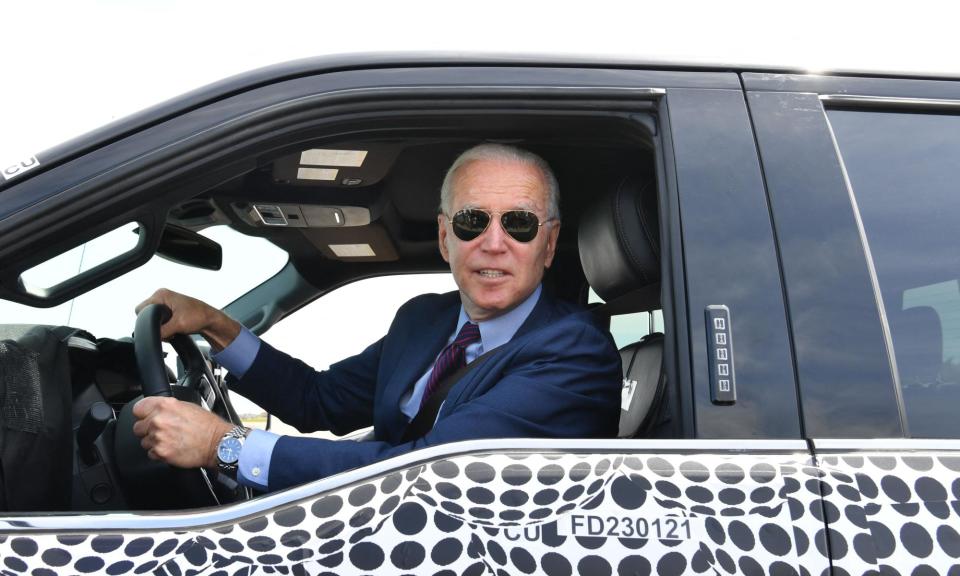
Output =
[{"x1": 1, "y1": 56, "x2": 957, "y2": 575}]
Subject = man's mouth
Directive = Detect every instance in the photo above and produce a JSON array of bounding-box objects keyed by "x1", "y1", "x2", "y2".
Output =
[{"x1": 477, "y1": 269, "x2": 507, "y2": 278}]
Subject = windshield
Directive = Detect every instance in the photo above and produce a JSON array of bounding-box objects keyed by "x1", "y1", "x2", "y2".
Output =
[{"x1": 0, "y1": 226, "x2": 288, "y2": 339}]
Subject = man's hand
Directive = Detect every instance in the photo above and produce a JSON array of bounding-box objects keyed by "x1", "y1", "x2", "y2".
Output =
[
  {"x1": 136, "y1": 288, "x2": 241, "y2": 351},
  {"x1": 132, "y1": 397, "x2": 234, "y2": 469}
]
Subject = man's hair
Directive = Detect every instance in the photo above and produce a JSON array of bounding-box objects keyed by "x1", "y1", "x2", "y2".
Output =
[{"x1": 439, "y1": 143, "x2": 561, "y2": 221}]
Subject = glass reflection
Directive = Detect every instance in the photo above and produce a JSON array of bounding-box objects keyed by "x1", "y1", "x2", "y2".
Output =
[{"x1": 828, "y1": 109, "x2": 960, "y2": 438}]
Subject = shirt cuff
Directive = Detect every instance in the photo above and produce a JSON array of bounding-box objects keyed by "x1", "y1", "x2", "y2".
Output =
[
  {"x1": 211, "y1": 326, "x2": 260, "y2": 378},
  {"x1": 237, "y1": 429, "x2": 280, "y2": 490}
]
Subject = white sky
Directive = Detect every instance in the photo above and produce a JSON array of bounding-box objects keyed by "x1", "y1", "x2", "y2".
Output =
[
  {"x1": 1, "y1": 0, "x2": 958, "y2": 419},
  {"x1": 2, "y1": 0, "x2": 960, "y2": 163}
]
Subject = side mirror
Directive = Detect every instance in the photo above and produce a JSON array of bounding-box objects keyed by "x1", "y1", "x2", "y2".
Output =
[{"x1": 148, "y1": 224, "x2": 223, "y2": 271}]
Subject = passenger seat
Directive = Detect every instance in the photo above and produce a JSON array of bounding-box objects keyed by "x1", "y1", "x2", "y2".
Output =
[{"x1": 578, "y1": 173, "x2": 665, "y2": 438}]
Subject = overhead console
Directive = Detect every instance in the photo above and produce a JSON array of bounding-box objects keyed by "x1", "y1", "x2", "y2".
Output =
[
  {"x1": 232, "y1": 202, "x2": 371, "y2": 228},
  {"x1": 228, "y1": 142, "x2": 397, "y2": 229},
  {"x1": 230, "y1": 200, "x2": 397, "y2": 262},
  {"x1": 218, "y1": 142, "x2": 405, "y2": 262}
]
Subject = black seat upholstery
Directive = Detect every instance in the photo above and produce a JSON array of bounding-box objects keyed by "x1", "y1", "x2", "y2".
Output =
[
  {"x1": 617, "y1": 333, "x2": 665, "y2": 437},
  {"x1": 0, "y1": 325, "x2": 73, "y2": 511},
  {"x1": 578, "y1": 173, "x2": 664, "y2": 438}
]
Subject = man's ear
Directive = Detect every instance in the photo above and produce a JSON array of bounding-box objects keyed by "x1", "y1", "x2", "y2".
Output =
[
  {"x1": 543, "y1": 222, "x2": 561, "y2": 268},
  {"x1": 438, "y1": 214, "x2": 450, "y2": 262}
]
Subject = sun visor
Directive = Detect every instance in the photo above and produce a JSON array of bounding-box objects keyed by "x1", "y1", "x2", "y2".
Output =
[{"x1": 300, "y1": 223, "x2": 399, "y2": 262}]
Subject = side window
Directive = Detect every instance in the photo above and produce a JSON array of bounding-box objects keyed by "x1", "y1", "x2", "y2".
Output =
[
  {"x1": 587, "y1": 288, "x2": 662, "y2": 349},
  {"x1": 242, "y1": 274, "x2": 458, "y2": 435},
  {"x1": 0, "y1": 225, "x2": 288, "y2": 338},
  {"x1": 610, "y1": 311, "x2": 663, "y2": 349},
  {"x1": 827, "y1": 109, "x2": 960, "y2": 437}
]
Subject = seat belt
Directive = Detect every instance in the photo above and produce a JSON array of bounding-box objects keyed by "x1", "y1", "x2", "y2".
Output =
[{"x1": 401, "y1": 347, "x2": 502, "y2": 442}]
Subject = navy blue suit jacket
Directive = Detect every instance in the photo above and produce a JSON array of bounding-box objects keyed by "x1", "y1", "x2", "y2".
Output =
[{"x1": 229, "y1": 289, "x2": 621, "y2": 490}]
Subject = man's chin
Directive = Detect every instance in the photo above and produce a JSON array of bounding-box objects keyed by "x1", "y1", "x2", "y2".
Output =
[{"x1": 462, "y1": 292, "x2": 522, "y2": 321}]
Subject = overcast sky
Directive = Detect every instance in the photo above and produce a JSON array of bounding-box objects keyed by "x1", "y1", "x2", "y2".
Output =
[{"x1": 2, "y1": 0, "x2": 959, "y2": 164}]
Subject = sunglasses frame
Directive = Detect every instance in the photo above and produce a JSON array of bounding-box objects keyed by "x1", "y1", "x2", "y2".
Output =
[{"x1": 444, "y1": 208, "x2": 556, "y2": 243}]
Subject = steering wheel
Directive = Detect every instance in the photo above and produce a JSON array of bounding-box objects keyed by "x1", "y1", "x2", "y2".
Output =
[
  {"x1": 114, "y1": 304, "x2": 248, "y2": 509},
  {"x1": 134, "y1": 304, "x2": 231, "y2": 404}
]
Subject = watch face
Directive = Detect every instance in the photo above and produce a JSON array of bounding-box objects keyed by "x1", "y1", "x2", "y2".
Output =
[{"x1": 218, "y1": 436, "x2": 243, "y2": 465}]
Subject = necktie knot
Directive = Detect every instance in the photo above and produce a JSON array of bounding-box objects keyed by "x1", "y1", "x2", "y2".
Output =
[{"x1": 452, "y1": 321, "x2": 481, "y2": 348}]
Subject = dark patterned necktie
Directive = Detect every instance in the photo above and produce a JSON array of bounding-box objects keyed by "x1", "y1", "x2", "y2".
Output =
[{"x1": 420, "y1": 321, "x2": 481, "y2": 409}]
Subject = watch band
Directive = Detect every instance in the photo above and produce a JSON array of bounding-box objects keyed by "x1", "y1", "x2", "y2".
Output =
[
  {"x1": 217, "y1": 425, "x2": 250, "y2": 473},
  {"x1": 226, "y1": 425, "x2": 250, "y2": 440}
]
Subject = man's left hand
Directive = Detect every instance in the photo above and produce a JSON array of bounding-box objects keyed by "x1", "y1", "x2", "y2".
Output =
[{"x1": 132, "y1": 397, "x2": 233, "y2": 469}]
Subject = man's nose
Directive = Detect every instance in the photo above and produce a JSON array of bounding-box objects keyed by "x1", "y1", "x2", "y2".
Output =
[{"x1": 479, "y1": 215, "x2": 509, "y2": 251}]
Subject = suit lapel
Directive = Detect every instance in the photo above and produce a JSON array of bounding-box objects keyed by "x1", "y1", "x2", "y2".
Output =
[
  {"x1": 440, "y1": 289, "x2": 559, "y2": 411},
  {"x1": 380, "y1": 294, "x2": 460, "y2": 442},
  {"x1": 512, "y1": 288, "x2": 558, "y2": 340}
]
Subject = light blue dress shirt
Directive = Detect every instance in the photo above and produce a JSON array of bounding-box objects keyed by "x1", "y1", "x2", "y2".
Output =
[{"x1": 213, "y1": 285, "x2": 542, "y2": 490}]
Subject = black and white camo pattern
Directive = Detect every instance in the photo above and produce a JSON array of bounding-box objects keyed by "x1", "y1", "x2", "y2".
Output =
[
  {"x1": 0, "y1": 449, "x2": 957, "y2": 575},
  {"x1": 816, "y1": 450, "x2": 960, "y2": 576}
]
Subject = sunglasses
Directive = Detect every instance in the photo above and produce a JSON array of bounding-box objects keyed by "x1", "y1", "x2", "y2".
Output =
[{"x1": 446, "y1": 208, "x2": 553, "y2": 243}]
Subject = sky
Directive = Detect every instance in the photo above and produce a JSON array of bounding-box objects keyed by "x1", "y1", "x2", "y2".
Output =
[
  {"x1": 2, "y1": 0, "x2": 960, "y2": 164},
  {"x1": 1, "y1": 0, "x2": 958, "y2": 419}
]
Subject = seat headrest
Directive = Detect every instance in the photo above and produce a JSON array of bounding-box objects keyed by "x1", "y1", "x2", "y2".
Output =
[{"x1": 578, "y1": 174, "x2": 660, "y2": 303}]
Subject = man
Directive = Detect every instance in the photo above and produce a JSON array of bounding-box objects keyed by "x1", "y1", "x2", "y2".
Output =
[{"x1": 133, "y1": 144, "x2": 621, "y2": 491}]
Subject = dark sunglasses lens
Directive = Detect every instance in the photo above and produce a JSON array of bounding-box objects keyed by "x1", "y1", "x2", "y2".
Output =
[
  {"x1": 451, "y1": 210, "x2": 490, "y2": 241},
  {"x1": 501, "y1": 211, "x2": 539, "y2": 242}
]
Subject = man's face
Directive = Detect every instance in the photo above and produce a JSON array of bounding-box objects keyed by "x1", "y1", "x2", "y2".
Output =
[{"x1": 438, "y1": 158, "x2": 560, "y2": 322}]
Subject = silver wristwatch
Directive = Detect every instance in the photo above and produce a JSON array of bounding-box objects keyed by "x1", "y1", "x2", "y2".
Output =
[{"x1": 216, "y1": 425, "x2": 250, "y2": 474}]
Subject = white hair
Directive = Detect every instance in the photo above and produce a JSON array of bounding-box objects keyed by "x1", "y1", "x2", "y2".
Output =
[{"x1": 439, "y1": 143, "x2": 561, "y2": 221}]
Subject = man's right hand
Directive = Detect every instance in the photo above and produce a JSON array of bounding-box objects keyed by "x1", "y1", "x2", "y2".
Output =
[{"x1": 136, "y1": 288, "x2": 241, "y2": 351}]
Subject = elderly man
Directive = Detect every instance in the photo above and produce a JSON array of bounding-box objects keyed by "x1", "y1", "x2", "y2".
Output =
[{"x1": 133, "y1": 143, "x2": 621, "y2": 491}]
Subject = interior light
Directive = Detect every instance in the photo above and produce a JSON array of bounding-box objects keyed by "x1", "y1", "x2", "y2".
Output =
[
  {"x1": 300, "y1": 149, "x2": 368, "y2": 167},
  {"x1": 297, "y1": 167, "x2": 339, "y2": 181},
  {"x1": 329, "y1": 244, "x2": 376, "y2": 257}
]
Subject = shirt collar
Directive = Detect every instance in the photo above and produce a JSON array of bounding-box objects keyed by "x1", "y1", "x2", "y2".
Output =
[{"x1": 455, "y1": 284, "x2": 542, "y2": 353}]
